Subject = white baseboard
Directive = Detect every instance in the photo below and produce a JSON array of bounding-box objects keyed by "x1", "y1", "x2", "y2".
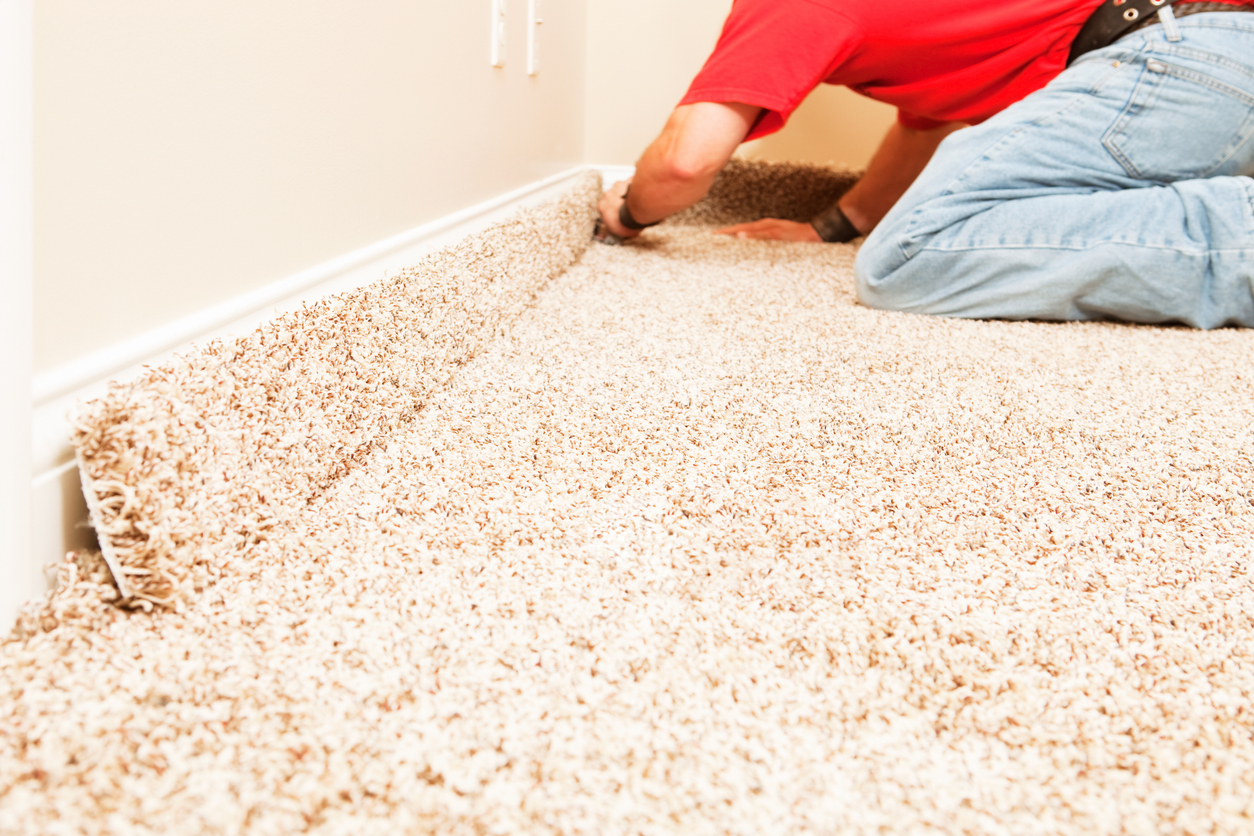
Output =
[
  {"x1": 25, "y1": 165, "x2": 596, "y2": 613},
  {"x1": 594, "y1": 164, "x2": 636, "y2": 186}
]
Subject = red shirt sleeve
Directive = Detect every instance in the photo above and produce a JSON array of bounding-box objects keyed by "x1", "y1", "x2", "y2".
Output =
[{"x1": 678, "y1": 0, "x2": 860, "y2": 142}]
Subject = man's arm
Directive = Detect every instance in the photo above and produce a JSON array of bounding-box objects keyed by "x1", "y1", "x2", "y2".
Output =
[
  {"x1": 598, "y1": 101, "x2": 762, "y2": 239},
  {"x1": 717, "y1": 119, "x2": 966, "y2": 241}
]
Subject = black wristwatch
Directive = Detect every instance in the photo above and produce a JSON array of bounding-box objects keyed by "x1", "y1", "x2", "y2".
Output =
[
  {"x1": 810, "y1": 202, "x2": 862, "y2": 243},
  {"x1": 618, "y1": 186, "x2": 663, "y2": 231}
]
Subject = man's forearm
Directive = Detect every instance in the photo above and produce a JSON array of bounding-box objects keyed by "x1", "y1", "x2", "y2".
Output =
[
  {"x1": 837, "y1": 120, "x2": 966, "y2": 234},
  {"x1": 625, "y1": 154, "x2": 721, "y2": 225},
  {"x1": 630, "y1": 102, "x2": 761, "y2": 222},
  {"x1": 599, "y1": 102, "x2": 761, "y2": 237}
]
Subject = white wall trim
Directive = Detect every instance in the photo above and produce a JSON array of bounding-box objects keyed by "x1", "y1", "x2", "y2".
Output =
[
  {"x1": 594, "y1": 164, "x2": 636, "y2": 186},
  {"x1": 28, "y1": 164, "x2": 596, "y2": 617},
  {"x1": 2, "y1": 0, "x2": 36, "y2": 632},
  {"x1": 35, "y1": 165, "x2": 594, "y2": 407},
  {"x1": 32, "y1": 165, "x2": 593, "y2": 477}
]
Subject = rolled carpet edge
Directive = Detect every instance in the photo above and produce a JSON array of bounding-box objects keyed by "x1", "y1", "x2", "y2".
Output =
[{"x1": 72, "y1": 172, "x2": 602, "y2": 609}]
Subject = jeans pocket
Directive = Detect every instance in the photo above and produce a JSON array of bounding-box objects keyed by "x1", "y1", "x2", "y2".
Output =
[{"x1": 1103, "y1": 55, "x2": 1254, "y2": 181}]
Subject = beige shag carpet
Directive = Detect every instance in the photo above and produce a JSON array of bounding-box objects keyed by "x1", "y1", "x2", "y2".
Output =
[{"x1": 4, "y1": 162, "x2": 1254, "y2": 834}]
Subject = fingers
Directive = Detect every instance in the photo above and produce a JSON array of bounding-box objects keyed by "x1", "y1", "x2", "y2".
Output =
[
  {"x1": 596, "y1": 185, "x2": 639, "y2": 240},
  {"x1": 714, "y1": 219, "x2": 820, "y2": 242},
  {"x1": 715, "y1": 220, "x2": 780, "y2": 237}
]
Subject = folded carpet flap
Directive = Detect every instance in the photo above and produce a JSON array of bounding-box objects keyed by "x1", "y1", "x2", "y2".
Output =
[
  {"x1": 73, "y1": 172, "x2": 602, "y2": 608},
  {"x1": 671, "y1": 158, "x2": 858, "y2": 228}
]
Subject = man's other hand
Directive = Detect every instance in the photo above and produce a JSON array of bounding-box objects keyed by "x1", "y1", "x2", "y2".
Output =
[
  {"x1": 597, "y1": 179, "x2": 641, "y2": 240},
  {"x1": 715, "y1": 219, "x2": 821, "y2": 242}
]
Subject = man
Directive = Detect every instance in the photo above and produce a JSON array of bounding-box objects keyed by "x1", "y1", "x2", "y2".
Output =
[{"x1": 597, "y1": 0, "x2": 1254, "y2": 329}]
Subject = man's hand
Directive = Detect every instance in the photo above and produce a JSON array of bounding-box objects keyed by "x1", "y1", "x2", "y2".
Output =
[
  {"x1": 715, "y1": 219, "x2": 822, "y2": 242},
  {"x1": 715, "y1": 120, "x2": 966, "y2": 244},
  {"x1": 597, "y1": 178, "x2": 640, "y2": 240}
]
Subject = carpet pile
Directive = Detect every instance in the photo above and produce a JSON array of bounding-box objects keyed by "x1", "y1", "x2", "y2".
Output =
[{"x1": 3, "y1": 162, "x2": 1253, "y2": 834}]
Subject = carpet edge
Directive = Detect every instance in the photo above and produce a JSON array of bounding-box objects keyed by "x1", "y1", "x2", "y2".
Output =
[{"x1": 69, "y1": 172, "x2": 602, "y2": 610}]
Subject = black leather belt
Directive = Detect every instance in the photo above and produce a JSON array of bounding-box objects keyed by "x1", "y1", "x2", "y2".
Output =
[{"x1": 1069, "y1": 0, "x2": 1249, "y2": 64}]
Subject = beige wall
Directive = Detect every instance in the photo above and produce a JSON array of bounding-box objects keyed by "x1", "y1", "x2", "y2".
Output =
[
  {"x1": 584, "y1": 1, "x2": 727, "y2": 167},
  {"x1": 584, "y1": 0, "x2": 895, "y2": 170},
  {"x1": 34, "y1": 0, "x2": 587, "y2": 372},
  {"x1": 3, "y1": 0, "x2": 36, "y2": 632},
  {"x1": 739, "y1": 87, "x2": 897, "y2": 170},
  {"x1": 35, "y1": 0, "x2": 898, "y2": 374}
]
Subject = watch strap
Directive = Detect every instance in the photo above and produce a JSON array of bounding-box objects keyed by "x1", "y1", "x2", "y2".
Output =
[
  {"x1": 810, "y1": 202, "x2": 862, "y2": 243},
  {"x1": 619, "y1": 187, "x2": 663, "y2": 231}
]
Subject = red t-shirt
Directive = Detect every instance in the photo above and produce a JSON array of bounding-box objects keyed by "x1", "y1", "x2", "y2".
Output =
[{"x1": 680, "y1": 0, "x2": 1254, "y2": 137}]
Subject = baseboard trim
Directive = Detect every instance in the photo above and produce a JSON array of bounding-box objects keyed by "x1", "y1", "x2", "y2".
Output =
[
  {"x1": 34, "y1": 165, "x2": 594, "y2": 409},
  {"x1": 594, "y1": 165, "x2": 636, "y2": 186},
  {"x1": 27, "y1": 165, "x2": 596, "y2": 604}
]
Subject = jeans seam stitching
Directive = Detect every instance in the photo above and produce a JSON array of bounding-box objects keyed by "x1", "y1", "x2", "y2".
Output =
[
  {"x1": 1153, "y1": 62, "x2": 1254, "y2": 105},
  {"x1": 1149, "y1": 42, "x2": 1254, "y2": 81},
  {"x1": 1102, "y1": 64, "x2": 1152, "y2": 179},
  {"x1": 1102, "y1": 58, "x2": 1254, "y2": 179},
  {"x1": 899, "y1": 94, "x2": 1095, "y2": 257},
  {"x1": 917, "y1": 241, "x2": 1229, "y2": 255},
  {"x1": 1243, "y1": 178, "x2": 1254, "y2": 231}
]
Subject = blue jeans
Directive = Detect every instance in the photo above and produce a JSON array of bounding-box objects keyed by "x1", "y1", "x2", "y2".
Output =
[{"x1": 855, "y1": 13, "x2": 1254, "y2": 329}]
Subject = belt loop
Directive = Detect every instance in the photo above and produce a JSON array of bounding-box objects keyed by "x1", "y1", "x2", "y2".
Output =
[{"x1": 1156, "y1": 4, "x2": 1183, "y2": 42}]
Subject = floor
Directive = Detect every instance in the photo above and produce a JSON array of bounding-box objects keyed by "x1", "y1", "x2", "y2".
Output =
[{"x1": 4, "y1": 164, "x2": 1253, "y2": 834}]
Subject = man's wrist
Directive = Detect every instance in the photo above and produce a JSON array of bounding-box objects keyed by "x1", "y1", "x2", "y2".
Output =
[
  {"x1": 810, "y1": 202, "x2": 862, "y2": 243},
  {"x1": 618, "y1": 187, "x2": 664, "y2": 231}
]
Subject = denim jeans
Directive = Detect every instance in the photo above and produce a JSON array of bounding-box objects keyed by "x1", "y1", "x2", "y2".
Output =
[{"x1": 854, "y1": 12, "x2": 1254, "y2": 329}]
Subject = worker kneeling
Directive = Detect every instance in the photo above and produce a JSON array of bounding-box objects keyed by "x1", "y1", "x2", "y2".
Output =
[{"x1": 597, "y1": 0, "x2": 1254, "y2": 329}]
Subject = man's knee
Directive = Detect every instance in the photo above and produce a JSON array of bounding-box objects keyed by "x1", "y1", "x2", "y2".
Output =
[{"x1": 853, "y1": 220, "x2": 928, "y2": 314}]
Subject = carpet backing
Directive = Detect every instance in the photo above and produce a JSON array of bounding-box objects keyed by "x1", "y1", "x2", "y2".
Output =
[{"x1": 3, "y1": 161, "x2": 1253, "y2": 834}]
